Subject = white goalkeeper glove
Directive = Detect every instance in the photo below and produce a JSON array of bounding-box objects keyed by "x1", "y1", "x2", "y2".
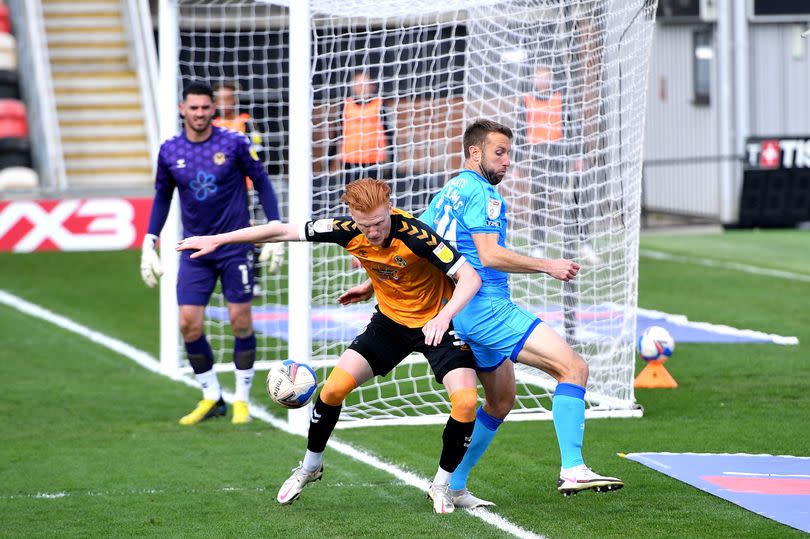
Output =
[
  {"x1": 258, "y1": 242, "x2": 284, "y2": 274},
  {"x1": 140, "y1": 234, "x2": 163, "y2": 288}
]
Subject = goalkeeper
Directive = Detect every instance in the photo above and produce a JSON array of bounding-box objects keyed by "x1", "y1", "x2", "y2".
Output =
[
  {"x1": 178, "y1": 178, "x2": 482, "y2": 514},
  {"x1": 140, "y1": 81, "x2": 283, "y2": 426}
]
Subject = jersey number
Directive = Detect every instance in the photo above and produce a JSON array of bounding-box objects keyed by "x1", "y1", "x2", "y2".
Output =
[{"x1": 434, "y1": 205, "x2": 458, "y2": 247}]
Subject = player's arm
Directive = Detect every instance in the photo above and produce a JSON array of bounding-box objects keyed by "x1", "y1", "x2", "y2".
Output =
[
  {"x1": 177, "y1": 221, "x2": 300, "y2": 259},
  {"x1": 140, "y1": 151, "x2": 176, "y2": 287},
  {"x1": 472, "y1": 232, "x2": 580, "y2": 281},
  {"x1": 338, "y1": 278, "x2": 374, "y2": 305}
]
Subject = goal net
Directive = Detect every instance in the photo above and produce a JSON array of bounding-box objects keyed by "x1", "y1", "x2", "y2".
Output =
[{"x1": 166, "y1": 0, "x2": 656, "y2": 426}]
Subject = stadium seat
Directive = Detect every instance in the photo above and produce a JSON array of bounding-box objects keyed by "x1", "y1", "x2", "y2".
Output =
[
  {"x1": 0, "y1": 69, "x2": 18, "y2": 99},
  {"x1": 0, "y1": 5, "x2": 10, "y2": 34},
  {"x1": 0, "y1": 166, "x2": 38, "y2": 191},
  {"x1": 0, "y1": 31, "x2": 15, "y2": 71},
  {"x1": 0, "y1": 136, "x2": 31, "y2": 168},
  {"x1": 0, "y1": 98, "x2": 27, "y2": 138}
]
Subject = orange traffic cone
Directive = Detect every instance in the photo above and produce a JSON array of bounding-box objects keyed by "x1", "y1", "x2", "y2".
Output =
[{"x1": 634, "y1": 359, "x2": 678, "y2": 388}]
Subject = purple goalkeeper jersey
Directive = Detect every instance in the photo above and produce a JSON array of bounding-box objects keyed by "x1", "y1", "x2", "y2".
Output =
[{"x1": 155, "y1": 126, "x2": 271, "y2": 259}]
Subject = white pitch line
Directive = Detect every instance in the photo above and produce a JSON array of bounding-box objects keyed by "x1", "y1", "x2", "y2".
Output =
[
  {"x1": 0, "y1": 289, "x2": 545, "y2": 539},
  {"x1": 640, "y1": 249, "x2": 810, "y2": 283}
]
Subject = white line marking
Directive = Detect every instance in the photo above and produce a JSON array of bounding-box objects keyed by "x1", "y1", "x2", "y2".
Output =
[
  {"x1": 0, "y1": 289, "x2": 545, "y2": 539},
  {"x1": 640, "y1": 250, "x2": 810, "y2": 283}
]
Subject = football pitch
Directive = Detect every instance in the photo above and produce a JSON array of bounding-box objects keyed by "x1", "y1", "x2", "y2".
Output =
[{"x1": 1, "y1": 229, "x2": 808, "y2": 538}]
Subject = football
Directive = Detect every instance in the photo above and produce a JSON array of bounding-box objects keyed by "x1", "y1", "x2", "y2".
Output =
[
  {"x1": 266, "y1": 360, "x2": 318, "y2": 409},
  {"x1": 637, "y1": 325, "x2": 675, "y2": 362}
]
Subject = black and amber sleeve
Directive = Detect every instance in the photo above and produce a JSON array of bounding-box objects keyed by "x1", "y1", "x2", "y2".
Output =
[
  {"x1": 392, "y1": 214, "x2": 467, "y2": 276},
  {"x1": 299, "y1": 216, "x2": 361, "y2": 248}
]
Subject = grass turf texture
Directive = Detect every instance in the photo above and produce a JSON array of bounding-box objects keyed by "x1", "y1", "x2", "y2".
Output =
[{"x1": 1, "y1": 229, "x2": 809, "y2": 538}]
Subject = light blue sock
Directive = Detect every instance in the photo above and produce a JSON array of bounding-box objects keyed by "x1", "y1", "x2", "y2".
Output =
[
  {"x1": 449, "y1": 407, "x2": 503, "y2": 490},
  {"x1": 552, "y1": 383, "x2": 586, "y2": 469}
]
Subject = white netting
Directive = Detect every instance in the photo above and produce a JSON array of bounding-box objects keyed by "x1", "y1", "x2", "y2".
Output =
[{"x1": 170, "y1": 0, "x2": 656, "y2": 425}]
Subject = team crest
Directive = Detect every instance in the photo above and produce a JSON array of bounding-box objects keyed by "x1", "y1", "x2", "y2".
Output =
[
  {"x1": 213, "y1": 152, "x2": 227, "y2": 165},
  {"x1": 487, "y1": 197, "x2": 502, "y2": 220},
  {"x1": 432, "y1": 242, "x2": 454, "y2": 264},
  {"x1": 394, "y1": 255, "x2": 407, "y2": 267}
]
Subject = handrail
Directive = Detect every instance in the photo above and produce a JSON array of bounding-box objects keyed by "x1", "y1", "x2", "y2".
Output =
[
  {"x1": 122, "y1": 0, "x2": 160, "y2": 162},
  {"x1": 6, "y1": 0, "x2": 67, "y2": 192}
]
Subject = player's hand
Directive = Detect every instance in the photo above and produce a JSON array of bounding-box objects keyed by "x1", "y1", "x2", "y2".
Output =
[
  {"x1": 422, "y1": 314, "x2": 451, "y2": 347},
  {"x1": 338, "y1": 281, "x2": 374, "y2": 305},
  {"x1": 176, "y1": 236, "x2": 219, "y2": 259},
  {"x1": 258, "y1": 242, "x2": 284, "y2": 274},
  {"x1": 544, "y1": 258, "x2": 581, "y2": 282},
  {"x1": 140, "y1": 234, "x2": 163, "y2": 288}
]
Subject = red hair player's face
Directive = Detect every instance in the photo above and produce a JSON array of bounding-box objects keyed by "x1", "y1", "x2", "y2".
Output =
[
  {"x1": 180, "y1": 94, "x2": 215, "y2": 134},
  {"x1": 350, "y1": 203, "x2": 392, "y2": 246}
]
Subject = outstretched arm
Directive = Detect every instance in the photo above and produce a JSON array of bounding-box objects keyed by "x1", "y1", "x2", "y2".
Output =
[
  {"x1": 472, "y1": 232, "x2": 580, "y2": 281},
  {"x1": 177, "y1": 222, "x2": 301, "y2": 259}
]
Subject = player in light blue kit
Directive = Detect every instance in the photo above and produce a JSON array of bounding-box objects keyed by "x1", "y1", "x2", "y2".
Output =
[
  {"x1": 421, "y1": 119, "x2": 623, "y2": 505},
  {"x1": 139, "y1": 81, "x2": 282, "y2": 426}
]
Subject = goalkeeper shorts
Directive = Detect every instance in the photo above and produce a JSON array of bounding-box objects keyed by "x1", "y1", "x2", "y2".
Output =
[
  {"x1": 177, "y1": 249, "x2": 254, "y2": 305},
  {"x1": 453, "y1": 294, "x2": 541, "y2": 371}
]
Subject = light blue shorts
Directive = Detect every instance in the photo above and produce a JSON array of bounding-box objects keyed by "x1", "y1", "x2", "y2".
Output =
[{"x1": 453, "y1": 294, "x2": 541, "y2": 371}]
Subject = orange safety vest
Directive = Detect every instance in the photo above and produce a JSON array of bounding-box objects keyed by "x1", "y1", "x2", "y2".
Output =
[
  {"x1": 340, "y1": 97, "x2": 387, "y2": 165},
  {"x1": 524, "y1": 93, "x2": 563, "y2": 144},
  {"x1": 213, "y1": 113, "x2": 250, "y2": 134}
]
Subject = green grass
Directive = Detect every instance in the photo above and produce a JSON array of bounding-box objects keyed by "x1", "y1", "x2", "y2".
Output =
[{"x1": 1, "y1": 230, "x2": 809, "y2": 538}]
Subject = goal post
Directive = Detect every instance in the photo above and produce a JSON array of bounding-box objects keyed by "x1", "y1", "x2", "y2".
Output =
[{"x1": 161, "y1": 0, "x2": 657, "y2": 426}]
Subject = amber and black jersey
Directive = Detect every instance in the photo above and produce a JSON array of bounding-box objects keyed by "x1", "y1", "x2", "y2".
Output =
[{"x1": 299, "y1": 208, "x2": 467, "y2": 328}]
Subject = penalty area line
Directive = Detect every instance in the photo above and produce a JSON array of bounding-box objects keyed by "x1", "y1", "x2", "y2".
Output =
[{"x1": 0, "y1": 289, "x2": 546, "y2": 539}]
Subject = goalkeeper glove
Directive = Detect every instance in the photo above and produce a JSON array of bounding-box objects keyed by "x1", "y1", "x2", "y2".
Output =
[
  {"x1": 140, "y1": 234, "x2": 163, "y2": 288},
  {"x1": 258, "y1": 242, "x2": 284, "y2": 274}
]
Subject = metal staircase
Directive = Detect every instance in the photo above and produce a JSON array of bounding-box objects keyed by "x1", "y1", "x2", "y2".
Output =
[{"x1": 42, "y1": 0, "x2": 152, "y2": 188}]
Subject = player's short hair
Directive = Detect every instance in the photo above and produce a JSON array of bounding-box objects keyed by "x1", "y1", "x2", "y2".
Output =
[
  {"x1": 462, "y1": 119, "x2": 513, "y2": 158},
  {"x1": 213, "y1": 80, "x2": 239, "y2": 94},
  {"x1": 341, "y1": 178, "x2": 391, "y2": 212},
  {"x1": 182, "y1": 81, "x2": 214, "y2": 101}
]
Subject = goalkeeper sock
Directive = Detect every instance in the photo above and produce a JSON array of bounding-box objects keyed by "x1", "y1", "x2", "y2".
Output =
[
  {"x1": 307, "y1": 396, "x2": 341, "y2": 454},
  {"x1": 552, "y1": 383, "x2": 586, "y2": 470},
  {"x1": 185, "y1": 335, "x2": 220, "y2": 401},
  {"x1": 449, "y1": 407, "x2": 503, "y2": 490},
  {"x1": 233, "y1": 334, "x2": 256, "y2": 402}
]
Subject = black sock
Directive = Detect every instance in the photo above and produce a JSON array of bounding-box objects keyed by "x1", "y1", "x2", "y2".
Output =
[
  {"x1": 439, "y1": 417, "x2": 475, "y2": 473},
  {"x1": 307, "y1": 396, "x2": 342, "y2": 453}
]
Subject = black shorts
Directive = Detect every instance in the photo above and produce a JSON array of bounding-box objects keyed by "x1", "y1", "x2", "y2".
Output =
[{"x1": 348, "y1": 308, "x2": 476, "y2": 384}]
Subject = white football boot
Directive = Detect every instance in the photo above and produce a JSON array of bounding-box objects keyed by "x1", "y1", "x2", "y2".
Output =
[
  {"x1": 427, "y1": 483, "x2": 454, "y2": 514},
  {"x1": 557, "y1": 465, "x2": 623, "y2": 496},
  {"x1": 449, "y1": 488, "x2": 495, "y2": 509},
  {"x1": 277, "y1": 463, "x2": 323, "y2": 505}
]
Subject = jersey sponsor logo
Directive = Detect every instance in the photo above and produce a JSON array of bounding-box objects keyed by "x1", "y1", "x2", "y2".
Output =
[
  {"x1": 312, "y1": 218, "x2": 334, "y2": 234},
  {"x1": 190, "y1": 171, "x2": 218, "y2": 201},
  {"x1": 487, "y1": 197, "x2": 502, "y2": 220},
  {"x1": 433, "y1": 242, "x2": 454, "y2": 264},
  {"x1": 371, "y1": 264, "x2": 400, "y2": 281},
  {"x1": 394, "y1": 255, "x2": 407, "y2": 267},
  {"x1": 213, "y1": 152, "x2": 227, "y2": 165},
  {"x1": 0, "y1": 197, "x2": 151, "y2": 252},
  {"x1": 485, "y1": 220, "x2": 502, "y2": 228},
  {"x1": 175, "y1": 159, "x2": 186, "y2": 169}
]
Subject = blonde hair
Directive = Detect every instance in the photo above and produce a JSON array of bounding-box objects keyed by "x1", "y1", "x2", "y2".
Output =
[{"x1": 340, "y1": 178, "x2": 391, "y2": 212}]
